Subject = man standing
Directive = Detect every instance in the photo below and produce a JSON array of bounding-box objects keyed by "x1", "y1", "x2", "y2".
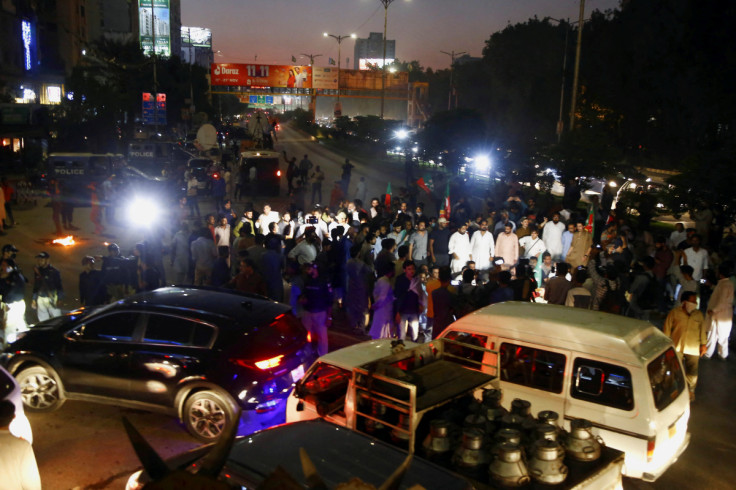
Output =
[
  {"x1": 255, "y1": 204, "x2": 279, "y2": 235},
  {"x1": 663, "y1": 291, "x2": 707, "y2": 401},
  {"x1": 190, "y1": 229, "x2": 217, "y2": 286},
  {"x1": 408, "y1": 218, "x2": 429, "y2": 268},
  {"x1": 541, "y1": 212, "x2": 566, "y2": 261},
  {"x1": 566, "y1": 220, "x2": 592, "y2": 269},
  {"x1": 32, "y1": 252, "x2": 63, "y2": 321},
  {"x1": 429, "y1": 217, "x2": 451, "y2": 267},
  {"x1": 519, "y1": 227, "x2": 546, "y2": 260},
  {"x1": 341, "y1": 158, "x2": 354, "y2": 195},
  {"x1": 682, "y1": 234, "x2": 709, "y2": 281},
  {"x1": 101, "y1": 243, "x2": 133, "y2": 302},
  {"x1": 705, "y1": 264, "x2": 734, "y2": 360},
  {"x1": 0, "y1": 258, "x2": 27, "y2": 344},
  {"x1": 448, "y1": 223, "x2": 471, "y2": 276},
  {"x1": 496, "y1": 223, "x2": 519, "y2": 271},
  {"x1": 300, "y1": 263, "x2": 332, "y2": 355},
  {"x1": 299, "y1": 154, "x2": 313, "y2": 183},
  {"x1": 544, "y1": 263, "x2": 572, "y2": 305},
  {"x1": 0, "y1": 401, "x2": 41, "y2": 490},
  {"x1": 394, "y1": 260, "x2": 422, "y2": 341},
  {"x1": 469, "y1": 219, "x2": 495, "y2": 277},
  {"x1": 310, "y1": 165, "x2": 325, "y2": 204},
  {"x1": 79, "y1": 256, "x2": 105, "y2": 307},
  {"x1": 226, "y1": 258, "x2": 267, "y2": 296}
]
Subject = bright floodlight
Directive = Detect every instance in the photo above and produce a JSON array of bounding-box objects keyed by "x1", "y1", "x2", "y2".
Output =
[
  {"x1": 127, "y1": 197, "x2": 161, "y2": 228},
  {"x1": 395, "y1": 129, "x2": 409, "y2": 140},
  {"x1": 350, "y1": 33, "x2": 357, "y2": 38},
  {"x1": 323, "y1": 32, "x2": 329, "y2": 37},
  {"x1": 474, "y1": 154, "x2": 491, "y2": 172}
]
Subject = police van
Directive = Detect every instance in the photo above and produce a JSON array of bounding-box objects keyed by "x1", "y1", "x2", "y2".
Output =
[{"x1": 47, "y1": 153, "x2": 124, "y2": 204}]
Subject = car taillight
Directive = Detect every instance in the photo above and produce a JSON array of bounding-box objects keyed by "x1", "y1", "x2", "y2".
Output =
[
  {"x1": 307, "y1": 331, "x2": 312, "y2": 342},
  {"x1": 254, "y1": 355, "x2": 284, "y2": 370},
  {"x1": 276, "y1": 170, "x2": 282, "y2": 177},
  {"x1": 647, "y1": 436, "x2": 655, "y2": 462}
]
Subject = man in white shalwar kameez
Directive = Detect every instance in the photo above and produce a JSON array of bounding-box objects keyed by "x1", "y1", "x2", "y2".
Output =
[
  {"x1": 469, "y1": 220, "x2": 495, "y2": 273},
  {"x1": 541, "y1": 212, "x2": 565, "y2": 262},
  {"x1": 448, "y1": 224, "x2": 471, "y2": 276}
]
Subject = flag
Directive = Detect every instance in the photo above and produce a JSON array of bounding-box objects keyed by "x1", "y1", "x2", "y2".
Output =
[
  {"x1": 329, "y1": 57, "x2": 336, "y2": 66},
  {"x1": 416, "y1": 176, "x2": 431, "y2": 194},
  {"x1": 291, "y1": 55, "x2": 296, "y2": 63},
  {"x1": 385, "y1": 182, "x2": 392, "y2": 211},
  {"x1": 444, "y1": 182, "x2": 451, "y2": 218},
  {"x1": 585, "y1": 204, "x2": 595, "y2": 236}
]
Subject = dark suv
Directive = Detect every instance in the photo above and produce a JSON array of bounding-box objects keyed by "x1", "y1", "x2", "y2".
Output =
[{"x1": 1, "y1": 287, "x2": 316, "y2": 441}]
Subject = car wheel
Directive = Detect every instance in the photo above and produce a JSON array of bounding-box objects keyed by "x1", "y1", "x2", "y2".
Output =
[
  {"x1": 16, "y1": 366, "x2": 66, "y2": 412},
  {"x1": 183, "y1": 391, "x2": 235, "y2": 442}
]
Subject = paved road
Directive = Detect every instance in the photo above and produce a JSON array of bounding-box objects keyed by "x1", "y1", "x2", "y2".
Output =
[{"x1": 3, "y1": 124, "x2": 734, "y2": 489}]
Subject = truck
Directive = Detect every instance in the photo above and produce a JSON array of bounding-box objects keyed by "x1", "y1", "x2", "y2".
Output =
[{"x1": 286, "y1": 338, "x2": 624, "y2": 489}]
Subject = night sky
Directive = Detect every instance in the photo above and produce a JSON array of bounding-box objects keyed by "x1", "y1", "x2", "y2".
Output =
[{"x1": 182, "y1": 0, "x2": 621, "y2": 70}]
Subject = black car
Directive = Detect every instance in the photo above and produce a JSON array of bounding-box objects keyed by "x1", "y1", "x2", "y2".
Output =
[{"x1": 1, "y1": 287, "x2": 316, "y2": 441}]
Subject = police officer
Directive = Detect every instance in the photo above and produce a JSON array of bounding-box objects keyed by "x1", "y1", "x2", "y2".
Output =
[
  {"x1": 1, "y1": 244, "x2": 17, "y2": 261},
  {"x1": 79, "y1": 256, "x2": 105, "y2": 307},
  {"x1": 32, "y1": 251, "x2": 63, "y2": 321},
  {"x1": 101, "y1": 243, "x2": 134, "y2": 302}
]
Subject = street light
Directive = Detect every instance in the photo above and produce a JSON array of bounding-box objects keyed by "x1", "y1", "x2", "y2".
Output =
[
  {"x1": 323, "y1": 32, "x2": 356, "y2": 108},
  {"x1": 378, "y1": 0, "x2": 396, "y2": 119},
  {"x1": 300, "y1": 53, "x2": 323, "y2": 66},
  {"x1": 440, "y1": 49, "x2": 466, "y2": 110}
]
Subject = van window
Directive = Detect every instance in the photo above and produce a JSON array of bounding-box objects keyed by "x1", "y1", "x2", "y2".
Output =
[
  {"x1": 88, "y1": 156, "x2": 108, "y2": 177},
  {"x1": 443, "y1": 330, "x2": 489, "y2": 368},
  {"x1": 648, "y1": 348, "x2": 686, "y2": 411},
  {"x1": 499, "y1": 342, "x2": 566, "y2": 393},
  {"x1": 571, "y1": 358, "x2": 634, "y2": 411}
]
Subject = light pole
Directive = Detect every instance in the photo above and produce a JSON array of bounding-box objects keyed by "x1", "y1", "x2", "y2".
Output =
[
  {"x1": 440, "y1": 49, "x2": 466, "y2": 110},
  {"x1": 323, "y1": 33, "x2": 355, "y2": 103},
  {"x1": 324, "y1": 32, "x2": 356, "y2": 115},
  {"x1": 378, "y1": 0, "x2": 396, "y2": 119},
  {"x1": 569, "y1": 0, "x2": 586, "y2": 132},
  {"x1": 300, "y1": 53, "x2": 323, "y2": 66}
]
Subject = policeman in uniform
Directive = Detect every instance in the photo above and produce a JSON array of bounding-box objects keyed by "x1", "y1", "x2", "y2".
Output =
[
  {"x1": 101, "y1": 243, "x2": 134, "y2": 302},
  {"x1": 0, "y1": 258, "x2": 27, "y2": 345},
  {"x1": 32, "y1": 251, "x2": 64, "y2": 321}
]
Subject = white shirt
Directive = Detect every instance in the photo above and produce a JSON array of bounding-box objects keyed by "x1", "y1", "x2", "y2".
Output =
[
  {"x1": 669, "y1": 230, "x2": 687, "y2": 248},
  {"x1": 448, "y1": 231, "x2": 471, "y2": 273},
  {"x1": 519, "y1": 235, "x2": 547, "y2": 259},
  {"x1": 214, "y1": 225, "x2": 231, "y2": 248},
  {"x1": 0, "y1": 430, "x2": 41, "y2": 490},
  {"x1": 469, "y1": 230, "x2": 495, "y2": 270},
  {"x1": 542, "y1": 221, "x2": 565, "y2": 258},
  {"x1": 683, "y1": 247, "x2": 709, "y2": 281},
  {"x1": 256, "y1": 211, "x2": 280, "y2": 235}
]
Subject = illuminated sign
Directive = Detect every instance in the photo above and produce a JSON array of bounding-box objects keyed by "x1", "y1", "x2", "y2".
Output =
[
  {"x1": 139, "y1": 1, "x2": 170, "y2": 57},
  {"x1": 211, "y1": 64, "x2": 312, "y2": 88},
  {"x1": 358, "y1": 58, "x2": 395, "y2": 70},
  {"x1": 21, "y1": 20, "x2": 33, "y2": 71},
  {"x1": 46, "y1": 86, "x2": 62, "y2": 104},
  {"x1": 181, "y1": 27, "x2": 212, "y2": 47},
  {"x1": 312, "y1": 67, "x2": 338, "y2": 90}
]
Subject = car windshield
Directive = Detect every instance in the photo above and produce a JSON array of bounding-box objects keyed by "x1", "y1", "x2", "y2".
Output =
[
  {"x1": 238, "y1": 312, "x2": 305, "y2": 359},
  {"x1": 647, "y1": 347, "x2": 686, "y2": 411}
]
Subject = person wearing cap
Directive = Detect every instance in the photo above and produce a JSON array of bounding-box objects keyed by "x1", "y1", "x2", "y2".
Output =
[
  {"x1": 32, "y1": 252, "x2": 63, "y2": 321},
  {"x1": 0, "y1": 258, "x2": 27, "y2": 344},
  {"x1": 79, "y1": 256, "x2": 105, "y2": 307},
  {"x1": 1, "y1": 244, "x2": 18, "y2": 261},
  {"x1": 0, "y1": 400, "x2": 42, "y2": 490},
  {"x1": 101, "y1": 243, "x2": 134, "y2": 302}
]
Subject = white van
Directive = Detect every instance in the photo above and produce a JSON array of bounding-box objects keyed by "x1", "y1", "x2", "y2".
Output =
[{"x1": 436, "y1": 302, "x2": 690, "y2": 482}]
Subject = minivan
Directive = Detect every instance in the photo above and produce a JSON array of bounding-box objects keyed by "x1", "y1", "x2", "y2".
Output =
[
  {"x1": 47, "y1": 153, "x2": 124, "y2": 203},
  {"x1": 436, "y1": 302, "x2": 690, "y2": 481}
]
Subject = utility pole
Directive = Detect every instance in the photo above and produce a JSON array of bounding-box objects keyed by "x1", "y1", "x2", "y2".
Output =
[
  {"x1": 379, "y1": 0, "x2": 395, "y2": 119},
  {"x1": 440, "y1": 49, "x2": 466, "y2": 110},
  {"x1": 569, "y1": 0, "x2": 585, "y2": 132}
]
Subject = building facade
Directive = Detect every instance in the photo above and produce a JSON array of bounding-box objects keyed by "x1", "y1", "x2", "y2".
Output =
[{"x1": 353, "y1": 32, "x2": 395, "y2": 70}]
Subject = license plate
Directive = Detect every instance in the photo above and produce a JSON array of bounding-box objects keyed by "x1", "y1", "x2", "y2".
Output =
[{"x1": 291, "y1": 365, "x2": 305, "y2": 382}]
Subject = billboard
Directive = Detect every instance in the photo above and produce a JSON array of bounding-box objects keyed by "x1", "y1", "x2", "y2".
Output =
[
  {"x1": 312, "y1": 67, "x2": 338, "y2": 90},
  {"x1": 139, "y1": 0, "x2": 170, "y2": 57},
  {"x1": 181, "y1": 26, "x2": 212, "y2": 47},
  {"x1": 340, "y1": 69, "x2": 408, "y2": 90},
  {"x1": 358, "y1": 58, "x2": 395, "y2": 70},
  {"x1": 211, "y1": 64, "x2": 312, "y2": 88}
]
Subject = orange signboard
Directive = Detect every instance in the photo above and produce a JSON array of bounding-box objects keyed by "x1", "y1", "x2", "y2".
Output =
[
  {"x1": 211, "y1": 63, "x2": 312, "y2": 88},
  {"x1": 339, "y1": 69, "x2": 408, "y2": 90}
]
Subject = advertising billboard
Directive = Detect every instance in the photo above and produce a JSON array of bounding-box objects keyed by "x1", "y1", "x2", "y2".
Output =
[
  {"x1": 139, "y1": 0, "x2": 170, "y2": 57},
  {"x1": 340, "y1": 69, "x2": 408, "y2": 90},
  {"x1": 358, "y1": 58, "x2": 395, "y2": 70},
  {"x1": 312, "y1": 67, "x2": 339, "y2": 90},
  {"x1": 181, "y1": 26, "x2": 212, "y2": 47},
  {"x1": 211, "y1": 64, "x2": 312, "y2": 88}
]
